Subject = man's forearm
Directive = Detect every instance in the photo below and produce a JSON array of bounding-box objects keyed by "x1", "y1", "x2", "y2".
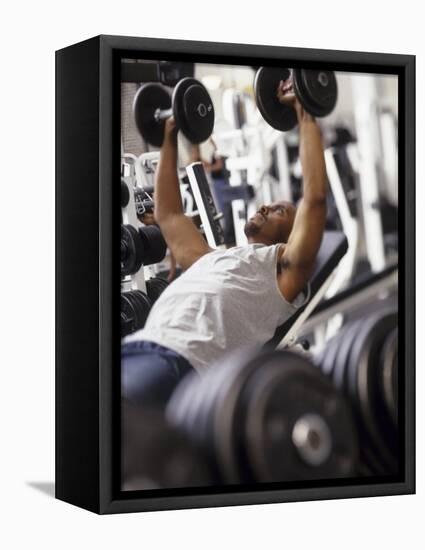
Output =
[
  {"x1": 298, "y1": 115, "x2": 327, "y2": 204},
  {"x1": 154, "y1": 136, "x2": 184, "y2": 223}
]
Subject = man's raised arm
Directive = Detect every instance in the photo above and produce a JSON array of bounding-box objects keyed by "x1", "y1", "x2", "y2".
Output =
[
  {"x1": 154, "y1": 118, "x2": 212, "y2": 270},
  {"x1": 278, "y1": 87, "x2": 327, "y2": 302}
]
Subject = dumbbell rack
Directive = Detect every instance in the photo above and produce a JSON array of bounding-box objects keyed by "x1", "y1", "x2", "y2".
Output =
[
  {"x1": 134, "y1": 151, "x2": 159, "y2": 191},
  {"x1": 121, "y1": 162, "x2": 147, "y2": 294}
]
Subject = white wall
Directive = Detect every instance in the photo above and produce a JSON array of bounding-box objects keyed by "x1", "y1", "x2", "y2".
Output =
[{"x1": 0, "y1": 1, "x2": 421, "y2": 549}]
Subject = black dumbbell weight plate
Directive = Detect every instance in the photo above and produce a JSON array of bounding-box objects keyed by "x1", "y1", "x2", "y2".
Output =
[
  {"x1": 138, "y1": 225, "x2": 167, "y2": 266},
  {"x1": 133, "y1": 83, "x2": 172, "y2": 147},
  {"x1": 134, "y1": 290, "x2": 152, "y2": 329},
  {"x1": 346, "y1": 311, "x2": 397, "y2": 470},
  {"x1": 126, "y1": 291, "x2": 141, "y2": 330},
  {"x1": 332, "y1": 320, "x2": 363, "y2": 391},
  {"x1": 128, "y1": 290, "x2": 151, "y2": 331},
  {"x1": 121, "y1": 224, "x2": 144, "y2": 276},
  {"x1": 189, "y1": 350, "x2": 272, "y2": 483},
  {"x1": 167, "y1": 365, "x2": 226, "y2": 482},
  {"x1": 146, "y1": 277, "x2": 169, "y2": 304},
  {"x1": 121, "y1": 293, "x2": 137, "y2": 337},
  {"x1": 254, "y1": 67, "x2": 298, "y2": 132},
  {"x1": 293, "y1": 69, "x2": 338, "y2": 117},
  {"x1": 121, "y1": 225, "x2": 135, "y2": 276},
  {"x1": 121, "y1": 180, "x2": 130, "y2": 208},
  {"x1": 172, "y1": 78, "x2": 215, "y2": 144},
  {"x1": 125, "y1": 291, "x2": 143, "y2": 333},
  {"x1": 321, "y1": 323, "x2": 349, "y2": 378},
  {"x1": 239, "y1": 352, "x2": 357, "y2": 482},
  {"x1": 380, "y1": 327, "x2": 398, "y2": 427}
]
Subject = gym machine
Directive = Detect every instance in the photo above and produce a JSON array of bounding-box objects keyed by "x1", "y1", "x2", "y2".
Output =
[{"x1": 186, "y1": 162, "x2": 225, "y2": 248}]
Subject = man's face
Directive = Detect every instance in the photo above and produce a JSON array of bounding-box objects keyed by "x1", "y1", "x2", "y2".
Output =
[{"x1": 244, "y1": 201, "x2": 296, "y2": 244}]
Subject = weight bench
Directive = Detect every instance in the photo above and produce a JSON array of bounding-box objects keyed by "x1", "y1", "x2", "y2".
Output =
[{"x1": 265, "y1": 231, "x2": 348, "y2": 349}]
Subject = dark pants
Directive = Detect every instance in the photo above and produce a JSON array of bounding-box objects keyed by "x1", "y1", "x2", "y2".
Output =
[{"x1": 122, "y1": 341, "x2": 195, "y2": 410}]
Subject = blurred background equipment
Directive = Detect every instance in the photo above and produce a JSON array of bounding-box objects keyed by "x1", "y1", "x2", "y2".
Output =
[{"x1": 122, "y1": 401, "x2": 213, "y2": 491}]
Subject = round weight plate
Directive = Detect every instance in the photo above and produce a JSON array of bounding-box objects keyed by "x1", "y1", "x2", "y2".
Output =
[
  {"x1": 321, "y1": 323, "x2": 350, "y2": 378},
  {"x1": 380, "y1": 327, "x2": 398, "y2": 427},
  {"x1": 239, "y1": 351, "x2": 357, "y2": 482},
  {"x1": 120, "y1": 225, "x2": 136, "y2": 277},
  {"x1": 254, "y1": 67, "x2": 298, "y2": 132},
  {"x1": 138, "y1": 225, "x2": 167, "y2": 266},
  {"x1": 121, "y1": 225, "x2": 135, "y2": 276},
  {"x1": 125, "y1": 291, "x2": 142, "y2": 332},
  {"x1": 121, "y1": 293, "x2": 137, "y2": 336},
  {"x1": 121, "y1": 180, "x2": 130, "y2": 208},
  {"x1": 346, "y1": 311, "x2": 397, "y2": 471},
  {"x1": 121, "y1": 224, "x2": 144, "y2": 276},
  {"x1": 332, "y1": 320, "x2": 363, "y2": 391},
  {"x1": 181, "y1": 83, "x2": 215, "y2": 144},
  {"x1": 209, "y1": 347, "x2": 272, "y2": 483},
  {"x1": 132, "y1": 290, "x2": 152, "y2": 330},
  {"x1": 167, "y1": 356, "x2": 230, "y2": 482},
  {"x1": 171, "y1": 78, "x2": 214, "y2": 144},
  {"x1": 146, "y1": 277, "x2": 169, "y2": 304},
  {"x1": 133, "y1": 83, "x2": 172, "y2": 147},
  {"x1": 293, "y1": 69, "x2": 338, "y2": 117},
  {"x1": 122, "y1": 401, "x2": 213, "y2": 490}
]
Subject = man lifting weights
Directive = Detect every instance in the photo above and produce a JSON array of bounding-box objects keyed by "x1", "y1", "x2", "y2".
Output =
[{"x1": 123, "y1": 81, "x2": 327, "y2": 409}]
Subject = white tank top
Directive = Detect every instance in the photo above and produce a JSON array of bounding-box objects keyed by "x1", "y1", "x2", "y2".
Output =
[{"x1": 126, "y1": 244, "x2": 309, "y2": 373}]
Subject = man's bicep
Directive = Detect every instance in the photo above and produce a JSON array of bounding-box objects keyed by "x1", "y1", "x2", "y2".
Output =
[
  {"x1": 285, "y1": 198, "x2": 326, "y2": 267},
  {"x1": 158, "y1": 214, "x2": 212, "y2": 270},
  {"x1": 278, "y1": 198, "x2": 326, "y2": 302}
]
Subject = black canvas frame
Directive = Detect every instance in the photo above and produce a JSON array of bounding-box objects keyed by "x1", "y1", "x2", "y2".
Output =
[{"x1": 56, "y1": 34, "x2": 415, "y2": 514}]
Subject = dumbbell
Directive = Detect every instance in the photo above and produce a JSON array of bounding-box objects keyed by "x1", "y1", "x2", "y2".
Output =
[
  {"x1": 121, "y1": 224, "x2": 167, "y2": 277},
  {"x1": 122, "y1": 400, "x2": 214, "y2": 490},
  {"x1": 138, "y1": 225, "x2": 167, "y2": 266},
  {"x1": 121, "y1": 290, "x2": 152, "y2": 337},
  {"x1": 121, "y1": 179, "x2": 130, "y2": 208},
  {"x1": 146, "y1": 276, "x2": 169, "y2": 305},
  {"x1": 254, "y1": 67, "x2": 338, "y2": 132},
  {"x1": 317, "y1": 309, "x2": 398, "y2": 475},
  {"x1": 133, "y1": 77, "x2": 215, "y2": 147},
  {"x1": 167, "y1": 348, "x2": 358, "y2": 484},
  {"x1": 121, "y1": 224, "x2": 144, "y2": 276}
]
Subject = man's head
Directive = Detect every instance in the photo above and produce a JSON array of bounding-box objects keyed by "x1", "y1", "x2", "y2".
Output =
[{"x1": 244, "y1": 201, "x2": 296, "y2": 245}]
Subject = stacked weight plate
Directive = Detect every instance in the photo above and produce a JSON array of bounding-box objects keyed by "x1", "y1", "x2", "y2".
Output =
[
  {"x1": 121, "y1": 290, "x2": 153, "y2": 338},
  {"x1": 318, "y1": 309, "x2": 398, "y2": 475},
  {"x1": 146, "y1": 276, "x2": 169, "y2": 304},
  {"x1": 168, "y1": 349, "x2": 358, "y2": 484}
]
